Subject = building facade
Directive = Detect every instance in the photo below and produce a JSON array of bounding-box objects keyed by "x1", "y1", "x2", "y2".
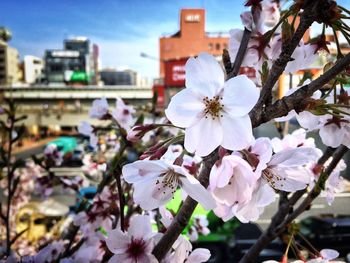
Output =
[
  {"x1": 24, "y1": 55, "x2": 44, "y2": 84},
  {"x1": 100, "y1": 69, "x2": 138, "y2": 86},
  {"x1": 159, "y1": 9, "x2": 229, "y2": 77},
  {"x1": 0, "y1": 40, "x2": 19, "y2": 85},
  {"x1": 44, "y1": 37, "x2": 98, "y2": 85}
]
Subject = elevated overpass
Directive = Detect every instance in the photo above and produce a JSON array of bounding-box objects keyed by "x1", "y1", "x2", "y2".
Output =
[{"x1": 0, "y1": 85, "x2": 153, "y2": 127}]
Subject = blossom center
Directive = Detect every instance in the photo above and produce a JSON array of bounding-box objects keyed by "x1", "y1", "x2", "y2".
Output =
[
  {"x1": 203, "y1": 96, "x2": 224, "y2": 119},
  {"x1": 262, "y1": 168, "x2": 286, "y2": 189},
  {"x1": 126, "y1": 237, "x2": 147, "y2": 259},
  {"x1": 156, "y1": 169, "x2": 179, "y2": 194}
]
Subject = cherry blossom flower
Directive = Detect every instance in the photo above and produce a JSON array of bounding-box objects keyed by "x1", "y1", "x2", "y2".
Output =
[
  {"x1": 78, "y1": 121, "x2": 98, "y2": 149},
  {"x1": 264, "y1": 147, "x2": 319, "y2": 192},
  {"x1": 30, "y1": 241, "x2": 65, "y2": 263},
  {"x1": 211, "y1": 138, "x2": 274, "y2": 222},
  {"x1": 274, "y1": 81, "x2": 322, "y2": 131},
  {"x1": 311, "y1": 157, "x2": 346, "y2": 205},
  {"x1": 229, "y1": 29, "x2": 271, "y2": 70},
  {"x1": 123, "y1": 159, "x2": 216, "y2": 210},
  {"x1": 320, "y1": 249, "x2": 340, "y2": 261},
  {"x1": 211, "y1": 137, "x2": 319, "y2": 222},
  {"x1": 209, "y1": 154, "x2": 257, "y2": 220},
  {"x1": 271, "y1": 128, "x2": 319, "y2": 153},
  {"x1": 165, "y1": 53, "x2": 259, "y2": 156},
  {"x1": 106, "y1": 215, "x2": 158, "y2": 263},
  {"x1": 318, "y1": 114, "x2": 350, "y2": 148},
  {"x1": 271, "y1": 38, "x2": 318, "y2": 73},
  {"x1": 112, "y1": 97, "x2": 135, "y2": 130},
  {"x1": 167, "y1": 235, "x2": 211, "y2": 263},
  {"x1": 261, "y1": 0, "x2": 280, "y2": 28},
  {"x1": 43, "y1": 144, "x2": 63, "y2": 166},
  {"x1": 89, "y1": 97, "x2": 109, "y2": 119},
  {"x1": 317, "y1": 88, "x2": 350, "y2": 148},
  {"x1": 188, "y1": 215, "x2": 210, "y2": 241}
]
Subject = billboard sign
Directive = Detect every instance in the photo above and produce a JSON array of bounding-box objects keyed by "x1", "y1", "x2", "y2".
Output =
[{"x1": 164, "y1": 58, "x2": 188, "y2": 87}]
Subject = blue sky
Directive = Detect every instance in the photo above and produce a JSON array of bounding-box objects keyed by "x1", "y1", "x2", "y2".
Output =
[{"x1": 2, "y1": 0, "x2": 350, "y2": 80}]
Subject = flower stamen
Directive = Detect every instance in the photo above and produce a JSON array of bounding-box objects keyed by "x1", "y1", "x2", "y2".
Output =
[
  {"x1": 203, "y1": 96, "x2": 224, "y2": 119},
  {"x1": 157, "y1": 169, "x2": 180, "y2": 195}
]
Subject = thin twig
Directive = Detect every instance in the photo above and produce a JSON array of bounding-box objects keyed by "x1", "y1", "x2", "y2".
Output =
[{"x1": 228, "y1": 28, "x2": 252, "y2": 79}]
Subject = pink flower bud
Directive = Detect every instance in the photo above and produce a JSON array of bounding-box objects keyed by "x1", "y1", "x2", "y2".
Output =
[{"x1": 126, "y1": 124, "x2": 155, "y2": 142}]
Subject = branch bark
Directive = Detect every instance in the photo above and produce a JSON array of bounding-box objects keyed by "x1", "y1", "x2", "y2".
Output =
[
  {"x1": 251, "y1": 0, "x2": 321, "y2": 115},
  {"x1": 228, "y1": 28, "x2": 252, "y2": 79},
  {"x1": 250, "y1": 52, "x2": 350, "y2": 127}
]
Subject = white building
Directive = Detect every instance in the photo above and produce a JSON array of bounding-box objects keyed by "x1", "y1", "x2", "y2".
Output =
[{"x1": 24, "y1": 55, "x2": 44, "y2": 84}]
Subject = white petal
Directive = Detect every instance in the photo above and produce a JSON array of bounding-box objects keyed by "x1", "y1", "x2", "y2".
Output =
[
  {"x1": 296, "y1": 111, "x2": 320, "y2": 130},
  {"x1": 320, "y1": 249, "x2": 339, "y2": 260},
  {"x1": 106, "y1": 229, "x2": 130, "y2": 254},
  {"x1": 133, "y1": 180, "x2": 169, "y2": 210},
  {"x1": 78, "y1": 121, "x2": 93, "y2": 136},
  {"x1": 223, "y1": 75, "x2": 259, "y2": 117},
  {"x1": 221, "y1": 114, "x2": 254, "y2": 151},
  {"x1": 270, "y1": 137, "x2": 283, "y2": 153},
  {"x1": 184, "y1": 117, "x2": 223, "y2": 157},
  {"x1": 108, "y1": 254, "x2": 132, "y2": 263},
  {"x1": 319, "y1": 124, "x2": 345, "y2": 148},
  {"x1": 128, "y1": 215, "x2": 152, "y2": 240},
  {"x1": 180, "y1": 176, "x2": 216, "y2": 210},
  {"x1": 186, "y1": 248, "x2": 211, "y2": 263},
  {"x1": 213, "y1": 203, "x2": 235, "y2": 222},
  {"x1": 274, "y1": 110, "x2": 297, "y2": 122},
  {"x1": 165, "y1": 88, "x2": 205, "y2": 128},
  {"x1": 271, "y1": 166, "x2": 311, "y2": 192},
  {"x1": 122, "y1": 160, "x2": 169, "y2": 184},
  {"x1": 185, "y1": 53, "x2": 224, "y2": 98},
  {"x1": 212, "y1": 161, "x2": 254, "y2": 206},
  {"x1": 269, "y1": 147, "x2": 319, "y2": 167},
  {"x1": 251, "y1": 137, "x2": 273, "y2": 174}
]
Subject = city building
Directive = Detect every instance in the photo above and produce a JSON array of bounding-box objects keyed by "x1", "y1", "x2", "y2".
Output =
[
  {"x1": 44, "y1": 37, "x2": 98, "y2": 85},
  {"x1": 159, "y1": 9, "x2": 229, "y2": 78},
  {"x1": 24, "y1": 55, "x2": 44, "y2": 84},
  {"x1": 100, "y1": 69, "x2": 138, "y2": 85},
  {"x1": 0, "y1": 40, "x2": 19, "y2": 85}
]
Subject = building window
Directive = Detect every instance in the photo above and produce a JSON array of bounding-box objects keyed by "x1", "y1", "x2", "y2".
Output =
[
  {"x1": 209, "y1": 43, "x2": 213, "y2": 51},
  {"x1": 216, "y1": 43, "x2": 221, "y2": 51}
]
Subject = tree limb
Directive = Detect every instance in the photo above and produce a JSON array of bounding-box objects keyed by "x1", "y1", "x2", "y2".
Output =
[{"x1": 250, "y1": 52, "x2": 350, "y2": 127}]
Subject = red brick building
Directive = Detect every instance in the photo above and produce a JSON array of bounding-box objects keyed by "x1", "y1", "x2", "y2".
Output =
[{"x1": 159, "y1": 9, "x2": 229, "y2": 78}]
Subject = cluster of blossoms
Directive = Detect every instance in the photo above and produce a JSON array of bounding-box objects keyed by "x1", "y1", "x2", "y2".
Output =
[
  {"x1": 230, "y1": 0, "x2": 322, "y2": 86},
  {"x1": 276, "y1": 86, "x2": 350, "y2": 149},
  {"x1": 78, "y1": 97, "x2": 135, "y2": 149}
]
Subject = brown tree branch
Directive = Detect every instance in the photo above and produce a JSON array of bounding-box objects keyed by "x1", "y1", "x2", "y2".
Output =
[
  {"x1": 228, "y1": 28, "x2": 252, "y2": 79},
  {"x1": 275, "y1": 145, "x2": 348, "y2": 232},
  {"x1": 250, "y1": 52, "x2": 350, "y2": 127},
  {"x1": 251, "y1": 0, "x2": 323, "y2": 115}
]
